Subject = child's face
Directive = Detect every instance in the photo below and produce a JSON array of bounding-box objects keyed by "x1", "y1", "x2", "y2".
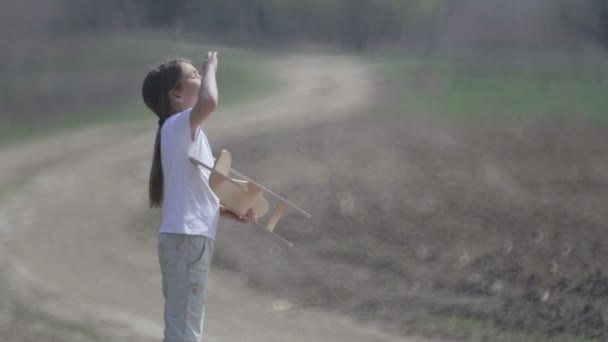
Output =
[{"x1": 171, "y1": 62, "x2": 202, "y2": 111}]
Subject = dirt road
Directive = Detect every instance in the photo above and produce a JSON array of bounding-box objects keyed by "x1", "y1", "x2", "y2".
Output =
[{"x1": 0, "y1": 54, "x2": 431, "y2": 341}]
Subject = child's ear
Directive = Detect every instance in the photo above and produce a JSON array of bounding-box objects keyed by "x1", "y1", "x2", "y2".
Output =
[{"x1": 169, "y1": 89, "x2": 183, "y2": 103}]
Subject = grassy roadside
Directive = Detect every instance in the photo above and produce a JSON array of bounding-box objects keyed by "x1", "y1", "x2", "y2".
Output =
[
  {"x1": 372, "y1": 55, "x2": 608, "y2": 121},
  {"x1": 417, "y1": 314, "x2": 597, "y2": 342},
  {"x1": 0, "y1": 34, "x2": 280, "y2": 146}
]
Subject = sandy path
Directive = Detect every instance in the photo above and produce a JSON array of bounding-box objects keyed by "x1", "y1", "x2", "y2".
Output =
[{"x1": 0, "y1": 54, "x2": 431, "y2": 341}]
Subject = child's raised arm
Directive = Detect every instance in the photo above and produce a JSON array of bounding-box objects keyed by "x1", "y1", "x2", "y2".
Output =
[{"x1": 190, "y1": 51, "x2": 219, "y2": 137}]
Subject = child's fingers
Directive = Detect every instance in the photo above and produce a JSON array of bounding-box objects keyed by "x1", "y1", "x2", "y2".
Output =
[{"x1": 245, "y1": 208, "x2": 259, "y2": 223}]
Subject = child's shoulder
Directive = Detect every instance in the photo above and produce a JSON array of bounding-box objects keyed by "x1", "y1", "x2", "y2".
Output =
[{"x1": 163, "y1": 108, "x2": 192, "y2": 127}]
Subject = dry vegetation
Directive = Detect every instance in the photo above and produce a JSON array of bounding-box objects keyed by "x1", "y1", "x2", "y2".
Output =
[{"x1": 212, "y1": 103, "x2": 608, "y2": 340}]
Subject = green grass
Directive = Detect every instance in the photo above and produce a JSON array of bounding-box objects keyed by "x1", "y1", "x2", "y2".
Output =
[
  {"x1": 375, "y1": 56, "x2": 608, "y2": 120},
  {"x1": 407, "y1": 310, "x2": 598, "y2": 341},
  {"x1": 0, "y1": 102, "x2": 141, "y2": 146},
  {"x1": 439, "y1": 316, "x2": 598, "y2": 342},
  {"x1": 0, "y1": 34, "x2": 280, "y2": 146}
]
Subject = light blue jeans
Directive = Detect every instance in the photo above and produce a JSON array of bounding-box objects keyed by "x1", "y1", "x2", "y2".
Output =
[{"x1": 158, "y1": 233, "x2": 214, "y2": 342}]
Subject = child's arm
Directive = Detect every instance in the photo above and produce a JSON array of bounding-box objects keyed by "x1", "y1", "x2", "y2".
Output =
[{"x1": 190, "y1": 51, "x2": 219, "y2": 137}]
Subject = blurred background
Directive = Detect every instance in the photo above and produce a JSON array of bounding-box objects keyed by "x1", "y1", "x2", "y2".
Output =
[
  {"x1": 1, "y1": 1, "x2": 607, "y2": 341},
  {"x1": 2, "y1": 0, "x2": 608, "y2": 140}
]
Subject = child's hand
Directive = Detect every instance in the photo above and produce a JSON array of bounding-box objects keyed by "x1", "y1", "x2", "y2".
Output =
[
  {"x1": 221, "y1": 209, "x2": 247, "y2": 223},
  {"x1": 202, "y1": 51, "x2": 219, "y2": 74},
  {"x1": 245, "y1": 208, "x2": 259, "y2": 223},
  {"x1": 220, "y1": 207, "x2": 258, "y2": 224}
]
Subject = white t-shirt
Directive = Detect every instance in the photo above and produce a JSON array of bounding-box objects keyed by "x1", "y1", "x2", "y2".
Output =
[{"x1": 159, "y1": 108, "x2": 220, "y2": 239}]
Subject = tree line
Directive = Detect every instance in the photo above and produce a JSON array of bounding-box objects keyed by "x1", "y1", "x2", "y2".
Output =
[{"x1": 60, "y1": 0, "x2": 608, "y2": 50}]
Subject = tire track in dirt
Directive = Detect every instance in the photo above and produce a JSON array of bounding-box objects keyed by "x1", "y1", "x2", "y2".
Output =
[{"x1": 0, "y1": 53, "x2": 434, "y2": 341}]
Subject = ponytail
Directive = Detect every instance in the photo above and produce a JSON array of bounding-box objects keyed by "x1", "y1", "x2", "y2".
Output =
[{"x1": 149, "y1": 126, "x2": 163, "y2": 208}]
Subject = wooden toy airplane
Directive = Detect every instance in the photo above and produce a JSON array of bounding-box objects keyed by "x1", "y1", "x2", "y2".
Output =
[{"x1": 189, "y1": 148, "x2": 311, "y2": 247}]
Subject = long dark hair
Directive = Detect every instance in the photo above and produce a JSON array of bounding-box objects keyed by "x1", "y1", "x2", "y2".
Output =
[{"x1": 142, "y1": 58, "x2": 190, "y2": 208}]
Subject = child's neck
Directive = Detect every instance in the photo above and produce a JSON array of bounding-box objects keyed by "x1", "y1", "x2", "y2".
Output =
[{"x1": 171, "y1": 103, "x2": 188, "y2": 114}]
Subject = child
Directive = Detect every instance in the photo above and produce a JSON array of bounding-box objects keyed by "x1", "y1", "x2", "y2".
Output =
[{"x1": 142, "y1": 51, "x2": 252, "y2": 342}]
